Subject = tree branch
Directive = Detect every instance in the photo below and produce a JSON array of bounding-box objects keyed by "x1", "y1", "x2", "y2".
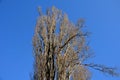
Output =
[
  {"x1": 59, "y1": 32, "x2": 88, "y2": 50},
  {"x1": 83, "y1": 63, "x2": 120, "y2": 77}
]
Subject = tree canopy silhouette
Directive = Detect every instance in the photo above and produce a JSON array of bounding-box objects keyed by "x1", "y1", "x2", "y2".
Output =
[{"x1": 32, "y1": 6, "x2": 119, "y2": 80}]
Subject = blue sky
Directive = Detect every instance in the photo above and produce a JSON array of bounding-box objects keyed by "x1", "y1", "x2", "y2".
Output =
[{"x1": 0, "y1": 0, "x2": 120, "y2": 80}]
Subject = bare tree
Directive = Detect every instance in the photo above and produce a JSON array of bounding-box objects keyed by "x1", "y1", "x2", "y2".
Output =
[{"x1": 32, "y1": 6, "x2": 119, "y2": 80}]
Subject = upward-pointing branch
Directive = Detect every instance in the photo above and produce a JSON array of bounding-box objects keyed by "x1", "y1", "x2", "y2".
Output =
[{"x1": 59, "y1": 32, "x2": 88, "y2": 50}]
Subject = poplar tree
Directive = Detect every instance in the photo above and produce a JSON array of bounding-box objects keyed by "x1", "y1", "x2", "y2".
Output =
[{"x1": 32, "y1": 7, "x2": 119, "y2": 80}]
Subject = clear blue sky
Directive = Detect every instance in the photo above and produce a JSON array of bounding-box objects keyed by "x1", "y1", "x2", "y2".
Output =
[{"x1": 0, "y1": 0, "x2": 120, "y2": 80}]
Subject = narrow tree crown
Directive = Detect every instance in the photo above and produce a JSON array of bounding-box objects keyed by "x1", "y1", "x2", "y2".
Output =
[{"x1": 32, "y1": 7, "x2": 119, "y2": 80}]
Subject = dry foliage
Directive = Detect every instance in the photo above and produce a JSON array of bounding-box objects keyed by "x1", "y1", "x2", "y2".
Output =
[{"x1": 32, "y1": 7, "x2": 119, "y2": 80}]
